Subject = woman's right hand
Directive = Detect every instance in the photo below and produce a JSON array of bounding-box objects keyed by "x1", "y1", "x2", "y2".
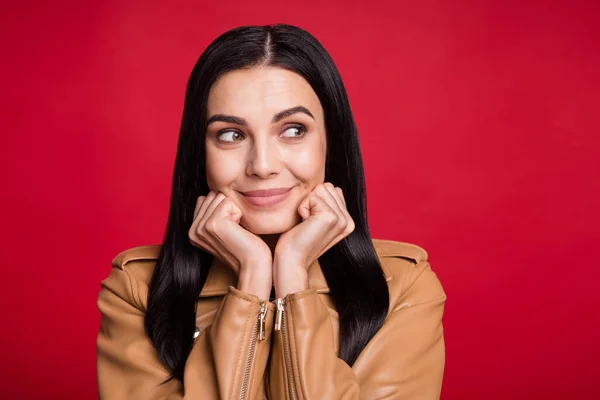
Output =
[{"x1": 188, "y1": 191, "x2": 273, "y2": 299}]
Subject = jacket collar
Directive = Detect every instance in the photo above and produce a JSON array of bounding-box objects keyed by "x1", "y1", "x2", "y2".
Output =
[{"x1": 199, "y1": 252, "x2": 392, "y2": 297}]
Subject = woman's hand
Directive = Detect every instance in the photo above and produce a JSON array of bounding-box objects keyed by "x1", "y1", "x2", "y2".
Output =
[
  {"x1": 273, "y1": 182, "x2": 355, "y2": 298},
  {"x1": 188, "y1": 191, "x2": 273, "y2": 299}
]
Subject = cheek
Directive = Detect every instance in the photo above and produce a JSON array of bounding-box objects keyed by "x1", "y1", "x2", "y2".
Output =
[
  {"x1": 205, "y1": 148, "x2": 244, "y2": 190},
  {"x1": 285, "y1": 144, "x2": 326, "y2": 183}
]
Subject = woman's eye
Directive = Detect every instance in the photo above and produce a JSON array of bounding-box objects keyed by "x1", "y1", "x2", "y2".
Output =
[
  {"x1": 281, "y1": 125, "x2": 307, "y2": 139},
  {"x1": 217, "y1": 131, "x2": 244, "y2": 143}
]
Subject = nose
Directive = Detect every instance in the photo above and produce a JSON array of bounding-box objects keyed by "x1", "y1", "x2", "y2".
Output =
[{"x1": 246, "y1": 135, "x2": 282, "y2": 178}]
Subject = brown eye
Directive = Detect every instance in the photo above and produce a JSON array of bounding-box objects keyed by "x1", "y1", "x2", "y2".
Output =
[
  {"x1": 281, "y1": 125, "x2": 307, "y2": 139},
  {"x1": 217, "y1": 131, "x2": 244, "y2": 143}
]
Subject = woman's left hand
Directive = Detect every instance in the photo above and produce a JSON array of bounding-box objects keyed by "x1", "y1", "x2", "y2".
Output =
[{"x1": 273, "y1": 182, "x2": 355, "y2": 298}]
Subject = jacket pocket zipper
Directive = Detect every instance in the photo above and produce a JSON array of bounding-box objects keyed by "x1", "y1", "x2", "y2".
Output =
[
  {"x1": 275, "y1": 298, "x2": 298, "y2": 400},
  {"x1": 240, "y1": 300, "x2": 267, "y2": 400}
]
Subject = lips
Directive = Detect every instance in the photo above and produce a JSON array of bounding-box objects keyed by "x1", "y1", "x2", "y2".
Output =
[
  {"x1": 241, "y1": 187, "x2": 293, "y2": 197},
  {"x1": 240, "y1": 187, "x2": 293, "y2": 207}
]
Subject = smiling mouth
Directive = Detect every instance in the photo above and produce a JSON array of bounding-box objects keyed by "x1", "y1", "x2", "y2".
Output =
[{"x1": 240, "y1": 187, "x2": 294, "y2": 207}]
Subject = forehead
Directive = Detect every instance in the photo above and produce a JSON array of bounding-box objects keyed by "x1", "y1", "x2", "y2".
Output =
[{"x1": 207, "y1": 66, "x2": 324, "y2": 123}]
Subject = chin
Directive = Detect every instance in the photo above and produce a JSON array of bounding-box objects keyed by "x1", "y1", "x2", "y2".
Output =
[{"x1": 240, "y1": 208, "x2": 300, "y2": 235}]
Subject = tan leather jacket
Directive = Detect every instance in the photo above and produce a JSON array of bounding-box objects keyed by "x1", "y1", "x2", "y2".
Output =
[{"x1": 96, "y1": 239, "x2": 446, "y2": 399}]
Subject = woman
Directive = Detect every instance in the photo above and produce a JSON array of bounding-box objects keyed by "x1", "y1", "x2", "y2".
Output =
[{"x1": 96, "y1": 23, "x2": 446, "y2": 399}]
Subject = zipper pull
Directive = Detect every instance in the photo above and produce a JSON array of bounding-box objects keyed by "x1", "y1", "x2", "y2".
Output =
[
  {"x1": 258, "y1": 301, "x2": 267, "y2": 341},
  {"x1": 274, "y1": 298, "x2": 285, "y2": 331}
]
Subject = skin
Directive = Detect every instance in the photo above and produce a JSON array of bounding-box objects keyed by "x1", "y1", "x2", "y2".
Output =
[{"x1": 188, "y1": 66, "x2": 355, "y2": 300}]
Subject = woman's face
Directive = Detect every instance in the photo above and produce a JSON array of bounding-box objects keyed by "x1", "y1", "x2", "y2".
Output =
[{"x1": 205, "y1": 66, "x2": 327, "y2": 235}]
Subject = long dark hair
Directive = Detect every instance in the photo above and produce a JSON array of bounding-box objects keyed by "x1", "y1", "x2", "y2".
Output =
[{"x1": 145, "y1": 23, "x2": 390, "y2": 383}]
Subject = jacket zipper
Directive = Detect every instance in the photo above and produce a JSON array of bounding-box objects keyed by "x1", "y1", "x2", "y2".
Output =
[
  {"x1": 275, "y1": 298, "x2": 298, "y2": 400},
  {"x1": 240, "y1": 300, "x2": 267, "y2": 400}
]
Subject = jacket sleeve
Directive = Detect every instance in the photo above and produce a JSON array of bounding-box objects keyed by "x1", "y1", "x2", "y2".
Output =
[
  {"x1": 96, "y1": 265, "x2": 276, "y2": 400},
  {"x1": 271, "y1": 260, "x2": 446, "y2": 400}
]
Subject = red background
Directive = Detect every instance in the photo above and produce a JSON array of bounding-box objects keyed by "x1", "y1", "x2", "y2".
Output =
[{"x1": 2, "y1": 0, "x2": 599, "y2": 399}]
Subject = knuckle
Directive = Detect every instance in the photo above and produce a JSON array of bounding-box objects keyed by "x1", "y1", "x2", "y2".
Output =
[
  {"x1": 323, "y1": 212, "x2": 338, "y2": 226},
  {"x1": 189, "y1": 223, "x2": 202, "y2": 239},
  {"x1": 315, "y1": 184, "x2": 327, "y2": 194},
  {"x1": 204, "y1": 217, "x2": 219, "y2": 234},
  {"x1": 188, "y1": 231, "x2": 201, "y2": 247},
  {"x1": 215, "y1": 197, "x2": 232, "y2": 213},
  {"x1": 347, "y1": 219, "x2": 355, "y2": 233},
  {"x1": 204, "y1": 221, "x2": 215, "y2": 234}
]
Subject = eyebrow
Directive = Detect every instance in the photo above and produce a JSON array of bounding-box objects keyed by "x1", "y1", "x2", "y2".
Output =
[{"x1": 205, "y1": 106, "x2": 315, "y2": 127}]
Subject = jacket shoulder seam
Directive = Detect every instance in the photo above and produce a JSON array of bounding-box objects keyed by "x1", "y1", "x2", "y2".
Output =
[
  {"x1": 373, "y1": 238, "x2": 428, "y2": 264},
  {"x1": 395, "y1": 261, "x2": 446, "y2": 309},
  {"x1": 110, "y1": 245, "x2": 160, "y2": 310},
  {"x1": 391, "y1": 292, "x2": 447, "y2": 313},
  {"x1": 121, "y1": 265, "x2": 143, "y2": 310},
  {"x1": 111, "y1": 244, "x2": 161, "y2": 270},
  {"x1": 400, "y1": 260, "x2": 430, "y2": 297}
]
